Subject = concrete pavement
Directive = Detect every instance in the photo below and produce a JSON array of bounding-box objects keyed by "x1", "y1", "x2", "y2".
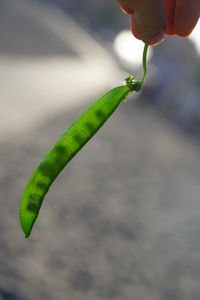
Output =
[{"x1": 0, "y1": 0, "x2": 122, "y2": 141}]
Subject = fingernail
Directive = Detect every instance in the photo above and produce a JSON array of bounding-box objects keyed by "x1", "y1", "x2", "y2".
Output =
[
  {"x1": 148, "y1": 32, "x2": 165, "y2": 46},
  {"x1": 120, "y1": 4, "x2": 133, "y2": 14}
]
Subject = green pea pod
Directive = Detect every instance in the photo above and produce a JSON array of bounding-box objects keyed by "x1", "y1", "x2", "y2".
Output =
[{"x1": 20, "y1": 44, "x2": 149, "y2": 238}]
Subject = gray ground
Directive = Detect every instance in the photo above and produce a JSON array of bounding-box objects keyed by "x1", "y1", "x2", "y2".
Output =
[{"x1": 1, "y1": 1, "x2": 200, "y2": 300}]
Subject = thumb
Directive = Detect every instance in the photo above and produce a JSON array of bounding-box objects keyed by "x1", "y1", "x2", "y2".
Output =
[
  {"x1": 120, "y1": 0, "x2": 166, "y2": 45},
  {"x1": 132, "y1": 0, "x2": 165, "y2": 45}
]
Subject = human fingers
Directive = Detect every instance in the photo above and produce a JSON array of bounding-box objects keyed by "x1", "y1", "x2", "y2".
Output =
[
  {"x1": 131, "y1": 0, "x2": 165, "y2": 45},
  {"x1": 174, "y1": 0, "x2": 200, "y2": 36},
  {"x1": 164, "y1": 0, "x2": 176, "y2": 35},
  {"x1": 119, "y1": 0, "x2": 165, "y2": 45},
  {"x1": 117, "y1": 0, "x2": 140, "y2": 39}
]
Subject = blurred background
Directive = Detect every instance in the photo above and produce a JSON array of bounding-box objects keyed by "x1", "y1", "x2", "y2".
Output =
[{"x1": 0, "y1": 0, "x2": 200, "y2": 299}]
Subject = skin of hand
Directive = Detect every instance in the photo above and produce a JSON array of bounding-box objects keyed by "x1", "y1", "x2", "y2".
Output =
[{"x1": 117, "y1": 0, "x2": 200, "y2": 45}]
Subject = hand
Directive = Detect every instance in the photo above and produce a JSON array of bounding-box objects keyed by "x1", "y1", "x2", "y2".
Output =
[{"x1": 117, "y1": 0, "x2": 200, "y2": 45}]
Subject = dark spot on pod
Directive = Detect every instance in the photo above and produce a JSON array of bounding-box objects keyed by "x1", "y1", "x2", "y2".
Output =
[
  {"x1": 35, "y1": 180, "x2": 47, "y2": 190},
  {"x1": 39, "y1": 161, "x2": 55, "y2": 177},
  {"x1": 53, "y1": 154, "x2": 68, "y2": 171},
  {"x1": 73, "y1": 131, "x2": 86, "y2": 144},
  {"x1": 54, "y1": 144, "x2": 69, "y2": 156},
  {"x1": 95, "y1": 109, "x2": 107, "y2": 121},
  {"x1": 84, "y1": 122, "x2": 96, "y2": 132},
  {"x1": 27, "y1": 202, "x2": 38, "y2": 212},
  {"x1": 27, "y1": 195, "x2": 41, "y2": 212},
  {"x1": 52, "y1": 145, "x2": 71, "y2": 167}
]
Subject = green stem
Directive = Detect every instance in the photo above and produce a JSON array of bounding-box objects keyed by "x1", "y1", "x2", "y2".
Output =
[
  {"x1": 141, "y1": 44, "x2": 149, "y2": 85},
  {"x1": 125, "y1": 44, "x2": 149, "y2": 93},
  {"x1": 125, "y1": 43, "x2": 149, "y2": 92}
]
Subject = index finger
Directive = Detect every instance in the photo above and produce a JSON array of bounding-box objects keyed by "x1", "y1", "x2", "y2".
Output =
[{"x1": 129, "y1": 0, "x2": 166, "y2": 45}]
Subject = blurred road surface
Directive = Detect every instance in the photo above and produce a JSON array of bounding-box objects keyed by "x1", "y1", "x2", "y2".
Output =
[
  {"x1": 0, "y1": 0, "x2": 121, "y2": 141},
  {"x1": 1, "y1": 1, "x2": 200, "y2": 300}
]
